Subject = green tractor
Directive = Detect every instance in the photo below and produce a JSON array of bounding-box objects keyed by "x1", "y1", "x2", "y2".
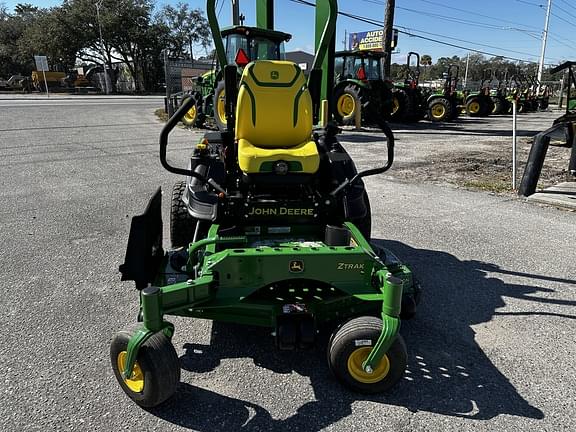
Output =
[
  {"x1": 489, "y1": 70, "x2": 511, "y2": 115},
  {"x1": 463, "y1": 70, "x2": 494, "y2": 117},
  {"x1": 507, "y1": 73, "x2": 536, "y2": 113},
  {"x1": 332, "y1": 50, "x2": 394, "y2": 125},
  {"x1": 427, "y1": 64, "x2": 461, "y2": 122},
  {"x1": 391, "y1": 52, "x2": 426, "y2": 122},
  {"x1": 111, "y1": 0, "x2": 420, "y2": 408},
  {"x1": 182, "y1": 25, "x2": 292, "y2": 130}
]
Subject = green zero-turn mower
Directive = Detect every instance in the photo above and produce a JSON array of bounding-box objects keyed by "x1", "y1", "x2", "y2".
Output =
[{"x1": 111, "y1": 0, "x2": 420, "y2": 408}]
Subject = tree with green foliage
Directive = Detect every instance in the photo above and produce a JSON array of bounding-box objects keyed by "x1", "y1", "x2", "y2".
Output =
[{"x1": 161, "y1": 2, "x2": 211, "y2": 60}]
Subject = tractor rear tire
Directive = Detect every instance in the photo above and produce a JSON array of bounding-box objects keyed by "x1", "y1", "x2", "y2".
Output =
[
  {"x1": 170, "y1": 181, "x2": 197, "y2": 248},
  {"x1": 428, "y1": 97, "x2": 453, "y2": 122},
  {"x1": 213, "y1": 81, "x2": 227, "y2": 132},
  {"x1": 181, "y1": 94, "x2": 204, "y2": 128},
  {"x1": 328, "y1": 316, "x2": 407, "y2": 394},
  {"x1": 390, "y1": 89, "x2": 411, "y2": 122},
  {"x1": 334, "y1": 84, "x2": 363, "y2": 125},
  {"x1": 110, "y1": 324, "x2": 180, "y2": 408},
  {"x1": 491, "y1": 96, "x2": 504, "y2": 115},
  {"x1": 466, "y1": 96, "x2": 483, "y2": 117}
]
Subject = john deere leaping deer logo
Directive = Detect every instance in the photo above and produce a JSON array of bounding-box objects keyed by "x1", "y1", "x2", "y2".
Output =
[
  {"x1": 271, "y1": 70, "x2": 279, "y2": 80},
  {"x1": 289, "y1": 260, "x2": 304, "y2": 273}
]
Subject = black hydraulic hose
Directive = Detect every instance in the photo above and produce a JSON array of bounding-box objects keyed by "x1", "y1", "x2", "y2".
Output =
[{"x1": 330, "y1": 121, "x2": 395, "y2": 196}]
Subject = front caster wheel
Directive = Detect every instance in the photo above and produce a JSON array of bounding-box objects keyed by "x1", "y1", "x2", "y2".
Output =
[
  {"x1": 328, "y1": 316, "x2": 407, "y2": 393},
  {"x1": 110, "y1": 325, "x2": 180, "y2": 407}
]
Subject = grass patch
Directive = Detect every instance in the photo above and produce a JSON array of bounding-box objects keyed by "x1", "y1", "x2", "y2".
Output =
[
  {"x1": 155, "y1": 108, "x2": 169, "y2": 123},
  {"x1": 462, "y1": 179, "x2": 512, "y2": 193}
]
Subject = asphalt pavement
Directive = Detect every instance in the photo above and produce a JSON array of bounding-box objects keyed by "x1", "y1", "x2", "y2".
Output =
[{"x1": 0, "y1": 95, "x2": 574, "y2": 432}]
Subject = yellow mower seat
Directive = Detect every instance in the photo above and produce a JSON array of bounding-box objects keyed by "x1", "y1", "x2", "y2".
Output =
[{"x1": 235, "y1": 61, "x2": 319, "y2": 174}]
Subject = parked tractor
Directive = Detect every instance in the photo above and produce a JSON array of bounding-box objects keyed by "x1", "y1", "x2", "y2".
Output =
[
  {"x1": 427, "y1": 64, "x2": 461, "y2": 122},
  {"x1": 390, "y1": 52, "x2": 426, "y2": 122},
  {"x1": 332, "y1": 50, "x2": 394, "y2": 125},
  {"x1": 489, "y1": 71, "x2": 511, "y2": 115},
  {"x1": 463, "y1": 70, "x2": 494, "y2": 117}
]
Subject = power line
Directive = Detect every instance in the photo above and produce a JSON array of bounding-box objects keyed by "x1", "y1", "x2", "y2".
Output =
[
  {"x1": 288, "y1": 0, "x2": 561, "y2": 64},
  {"x1": 557, "y1": 0, "x2": 576, "y2": 13},
  {"x1": 553, "y1": 3, "x2": 576, "y2": 21},
  {"x1": 407, "y1": 0, "x2": 541, "y2": 31}
]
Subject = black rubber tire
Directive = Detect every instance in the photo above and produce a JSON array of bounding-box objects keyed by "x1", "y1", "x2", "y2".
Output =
[
  {"x1": 170, "y1": 181, "x2": 196, "y2": 248},
  {"x1": 213, "y1": 81, "x2": 227, "y2": 132},
  {"x1": 481, "y1": 96, "x2": 494, "y2": 116},
  {"x1": 428, "y1": 97, "x2": 453, "y2": 122},
  {"x1": 517, "y1": 102, "x2": 525, "y2": 113},
  {"x1": 328, "y1": 316, "x2": 407, "y2": 394},
  {"x1": 390, "y1": 89, "x2": 411, "y2": 122},
  {"x1": 491, "y1": 96, "x2": 504, "y2": 115},
  {"x1": 466, "y1": 96, "x2": 483, "y2": 117},
  {"x1": 180, "y1": 95, "x2": 199, "y2": 127},
  {"x1": 352, "y1": 191, "x2": 372, "y2": 240},
  {"x1": 334, "y1": 84, "x2": 363, "y2": 125},
  {"x1": 110, "y1": 324, "x2": 180, "y2": 408}
]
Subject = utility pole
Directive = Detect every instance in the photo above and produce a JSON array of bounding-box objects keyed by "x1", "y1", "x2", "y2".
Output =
[
  {"x1": 232, "y1": 0, "x2": 240, "y2": 25},
  {"x1": 537, "y1": 0, "x2": 552, "y2": 92},
  {"x1": 95, "y1": 0, "x2": 111, "y2": 95},
  {"x1": 463, "y1": 52, "x2": 470, "y2": 88},
  {"x1": 383, "y1": 0, "x2": 395, "y2": 78}
]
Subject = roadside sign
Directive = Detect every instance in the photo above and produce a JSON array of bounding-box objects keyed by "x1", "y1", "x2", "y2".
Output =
[
  {"x1": 349, "y1": 29, "x2": 398, "y2": 51},
  {"x1": 33, "y1": 55, "x2": 50, "y2": 97},
  {"x1": 34, "y1": 55, "x2": 49, "y2": 72}
]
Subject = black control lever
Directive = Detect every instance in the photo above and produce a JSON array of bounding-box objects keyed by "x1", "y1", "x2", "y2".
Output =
[
  {"x1": 330, "y1": 120, "x2": 395, "y2": 196},
  {"x1": 159, "y1": 96, "x2": 226, "y2": 194}
]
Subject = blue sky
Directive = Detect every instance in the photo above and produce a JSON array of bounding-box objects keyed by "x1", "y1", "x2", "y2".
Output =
[{"x1": 3, "y1": 0, "x2": 575, "y2": 65}]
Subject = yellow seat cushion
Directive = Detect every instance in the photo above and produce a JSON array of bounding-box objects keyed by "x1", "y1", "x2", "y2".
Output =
[
  {"x1": 238, "y1": 139, "x2": 320, "y2": 173},
  {"x1": 235, "y1": 61, "x2": 319, "y2": 174}
]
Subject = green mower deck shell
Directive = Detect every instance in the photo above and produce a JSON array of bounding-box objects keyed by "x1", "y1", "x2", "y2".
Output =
[{"x1": 120, "y1": 222, "x2": 407, "y2": 379}]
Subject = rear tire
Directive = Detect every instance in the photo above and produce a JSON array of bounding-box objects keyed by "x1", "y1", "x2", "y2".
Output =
[
  {"x1": 334, "y1": 84, "x2": 363, "y2": 125},
  {"x1": 491, "y1": 96, "x2": 503, "y2": 114},
  {"x1": 466, "y1": 96, "x2": 483, "y2": 117},
  {"x1": 110, "y1": 325, "x2": 180, "y2": 408},
  {"x1": 181, "y1": 95, "x2": 202, "y2": 127},
  {"x1": 170, "y1": 181, "x2": 197, "y2": 248},
  {"x1": 428, "y1": 97, "x2": 453, "y2": 122},
  {"x1": 213, "y1": 81, "x2": 227, "y2": 131},
  {"x1": 354, "y1": 191, "x2": 372, "y2": 240},
  {"x1": 390, "y1": 89, "x2": 411, "y2": 122},
  {"x1": 328, "y1": 316, "x2": 407, "y2": 394}
]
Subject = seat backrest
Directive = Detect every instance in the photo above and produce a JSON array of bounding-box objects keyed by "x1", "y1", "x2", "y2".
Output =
[{"x1": 235, "y1": 61, "x2": 313, "y2": 148}]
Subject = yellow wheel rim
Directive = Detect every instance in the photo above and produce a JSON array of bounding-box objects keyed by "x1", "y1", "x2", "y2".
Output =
[
  {"x1": 117, "y1": 351, "x2": 144, "y2": 393},
  {"x1": 183, "y1": 105, "x2": 197, "y2": 124},
  {"x1": 468, "y1": 101, "x2": 480, "y2": 114},
  {"x1": 392, "y1": 97, "x2": 400, "y2": 114},
  {"x1": 431, "y1": 103, "x2": 446, "y2": 119},
  {"x1": 347, "y1": 347, "x2": 390, "y2": 384},
  {"x1": 217, "y1": 90, "x2": 227, "y2": 123},
  {"x1": 337, "y1": 93, "x2": 356, "y2": 117}
]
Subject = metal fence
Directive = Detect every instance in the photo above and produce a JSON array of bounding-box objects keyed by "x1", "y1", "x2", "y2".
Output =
[{"x1": 164, "y1": 54, "x2": 213, "y2": 116}]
